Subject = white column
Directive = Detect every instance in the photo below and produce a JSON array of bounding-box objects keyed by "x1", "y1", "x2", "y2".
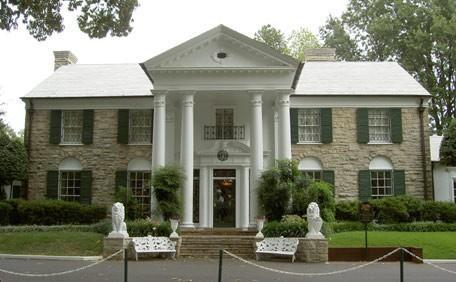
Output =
[
  {"x1": 180, "y1": 93, "x2": 195, "y2": 228},
  {"x1": 199, "y1": 167, "x2": 209, "y2": 228},
  {"x1": 241, "y1": 166, "x2": 250, "y2": 230},
  {"x1": 249, "y1": 91, "x2": 264, "y2": 225},
  {"x1": 277, "y1": 92, "x2": 292, "y2": 160},
  {"x1": 151, "y1": 91, "x2": 166, "y2": 169}
]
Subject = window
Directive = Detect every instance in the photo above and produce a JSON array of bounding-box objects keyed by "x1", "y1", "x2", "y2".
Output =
[
  {"x1": 298, "y1": 157, "x2": 323, "y2": 183},
  {"x1": 60, "y1": 171, "x2": 81, "y2": 202},
  {"x1": 129, "y1": 110, "x2": 152, "y2": 144},
  {"x1": 129, "y1": 171, "x2": 151, "y2": 217},
  {"x1": 216, "y1": 108, "x2": 234, "y2": 139},
  {"x1": 370, "y1": 170, "x2": 393, "y2": 198},
  {"x1": 298, "y1": 109, "x2": 321, "y2": 143},
  {"x1": 368, "y1": 109, "x2": 391, "y2": 143},
  {"x1": 61, "y1": 111, "x2": 83, "y2": 144}
]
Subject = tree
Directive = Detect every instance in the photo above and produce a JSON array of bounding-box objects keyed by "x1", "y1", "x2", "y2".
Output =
[
  {"x1": 320, "y1": 0, "x2": 456, "y2": 134},
  {"x1": 152, "y1": 165, "x2": 184, "y2": 221},
  {"x1": 254, "y1": 24, "x2": 288, "y2": 55},
  {"x1": 0, "y1": 0, "x2": 139, "y2": 41},
  {"x1": 440, "y1": 119, "x2": 456, "y2": 166},
  {"x1": 254, "y1": 24, "x2": 321, "y2": 61}
]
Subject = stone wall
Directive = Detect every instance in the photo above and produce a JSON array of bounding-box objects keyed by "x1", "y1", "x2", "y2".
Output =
[
  {"x1": 26, "y1": 109, "x2": 152, "y2": 206},
  {"x1": 291, "y1": 107, "x2": 432, "y2": 200}
]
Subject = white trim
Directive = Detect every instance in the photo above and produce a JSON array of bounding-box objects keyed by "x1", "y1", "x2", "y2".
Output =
[
  {"x1": 28, "y1": 97, "x2": 155, "y2": 110},
  {"x1": 290, "y1": 96, "x2": 426, "y2": 108},
  {"x1": 369, "y1": 156, "x2": 393, "y2": 170}
]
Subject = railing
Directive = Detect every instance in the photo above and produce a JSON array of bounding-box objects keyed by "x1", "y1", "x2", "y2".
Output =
[{"x1": 204, "y1": 126, "x2": 245, "y2": 140}]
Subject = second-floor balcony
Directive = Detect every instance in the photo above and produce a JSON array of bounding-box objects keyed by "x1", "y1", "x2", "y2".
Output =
[{"x1": 204, "y1": 125, "x2": 245, "y2": 140}]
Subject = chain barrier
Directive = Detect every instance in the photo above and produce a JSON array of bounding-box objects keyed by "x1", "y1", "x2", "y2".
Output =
[
  {"x1": 401, "y1": 248, "x2": 456, "y2": 275},
  {"x1": 223, "y1": 248, "x2": 401, "y2": 277},
  {"x1": 0, "y1": 249, "x2": 123, "y2": 277}
]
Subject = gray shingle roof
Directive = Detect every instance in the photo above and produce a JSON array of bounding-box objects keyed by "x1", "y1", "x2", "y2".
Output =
[
  {"x1": 295, "y1": 62, "x2": 430, "y2": 96},
  {"x1": 24, "y1": 64, "x2": 153, "y2": 98}
]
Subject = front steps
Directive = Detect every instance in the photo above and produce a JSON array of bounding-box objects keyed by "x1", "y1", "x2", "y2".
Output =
[{"x1": 179, "y1": 229, "x2": 257, "y2": 258}]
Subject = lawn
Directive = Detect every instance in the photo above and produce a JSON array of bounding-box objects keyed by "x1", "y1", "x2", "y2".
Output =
[
  {"x1": 0, "y1": 231, "x2": 103, "y2": 256},
  {"x1": 329, "y1": 231, "x2": 456, "y2": 259}
]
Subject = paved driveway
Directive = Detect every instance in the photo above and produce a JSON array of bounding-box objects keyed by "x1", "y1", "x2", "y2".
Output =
[{"x1": 1, "y1": 257, "x2": 456, "y2": 282}]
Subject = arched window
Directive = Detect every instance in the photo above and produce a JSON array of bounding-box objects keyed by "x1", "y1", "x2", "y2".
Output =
[
  {"x1": 298, "y1": 157, "x2": 323, "y2": 182},
  {"x1": 127, "y1": 158, "x2": 151, "y2": 216},
  {"x1": 369, "y1": 156, "x2": 393, "y2": 198},
  {"x1": 58, "y1": 158, "x2": 82, "y2": 202}
]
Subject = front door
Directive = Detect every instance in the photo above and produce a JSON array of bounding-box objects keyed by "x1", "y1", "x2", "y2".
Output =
[{"x1": 213, "y1": 169, "x2": 236, "y2": 227}]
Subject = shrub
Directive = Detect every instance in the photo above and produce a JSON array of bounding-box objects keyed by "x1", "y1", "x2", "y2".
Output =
[
  {"x1": 305, "y1": 181, "x2": 336, "y2": 222},
  {"x1": 15, "y1": 200, "x2": 106, "y2": 225},
  {"x1": 3, "y1": 199, "x2": 25, "y2": 224},
  {"x1": 370, "y1": 197, "x2": 409, "y2": 223},
  {"x1": 258, "y1": 168, "x2": 291, "y2": 221},
  {"x1": 397, "y1": 195, "x2": 424, "y2": 221},
  {"x1": 114, "y1": 186, "x2": 141, "y2": 220},
  {"x1": 281, "y1": 214, "x2": 306, "y2": 225},
  {"x1": 0, "y1": 202, "x2": 12, "y2": 225},
  {"x1": 127, "y1": 219, "x2": 172, "y2": 237},
  {"x1": 263, "y1": 221, "x2": 307, "y2": 237},
  {"x1": 335, "y1": 200, "x2": 359, "y2": 221},
  {"x1": 152, "y1": 165, "x2": 184, "y2": 220}
]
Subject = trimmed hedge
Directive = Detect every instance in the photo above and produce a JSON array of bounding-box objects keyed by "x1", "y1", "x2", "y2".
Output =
[
  {"x1": 0, "y1": 221, "x2": 111, "y2": 234},
  {"x1": 127, "y1": 219, "x2": 172, "y2": 237},
  {"x1": 335, "y1": 200, "x2": 359, "y2": 221},
  {"x1": 1, "y1": 200, "x2": 107, "y2": 225},
  {"x1": 0, "y1": 202, "x2": 13, "y2": 225}
]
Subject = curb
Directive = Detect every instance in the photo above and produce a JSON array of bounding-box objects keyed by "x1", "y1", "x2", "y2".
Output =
[
  {"x1": 424, "y1": 259, "x2": 456, "y2": 264},
  {"x1": 0, "y1": 254, "x2": 102, "y2": 261}
]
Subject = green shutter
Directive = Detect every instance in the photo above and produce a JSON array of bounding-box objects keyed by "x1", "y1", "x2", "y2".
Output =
[
  {"x1": 322, "y1": 170, "x2": 335, "y2": 196},
  {"x1": 358, "y1": 170, "x2": 371, "y2": 201},
  {"x1": 49, "y1": 110, "x2": 62, "y2": 144},
  {"x1": 321, "y1": 108, "x2": 333, "y2": 144},
  {"x1": 82, "y1": 110, "x2": 94, "y2": 145},
  {"x1": 115, "y1": 170, "x2": 128, "y2": 192},
  {"x1": 117, "y1": 110, "x2": 129, "y2": 144},
  {"x1": 357, "y1": 108, "x2": 369, "y2": 144},
  {"x1": 80, "y1": 171, "x2": 92, "y2": 204},
  {"x1": 46, "y1": 171, "x2": 59, "y2": 199},
  {"x1": 394, "y1": 170, "x2": 406, "y2": 196},
  {"x1": 150, "y1": 109, "x2": 154, "y2": 143},
  {"x1": 290, "y1": 108, "x2": 299, "y2": 144},
  {"x1": 390, "y1": 108, "x2": 403, "y2": 144}
]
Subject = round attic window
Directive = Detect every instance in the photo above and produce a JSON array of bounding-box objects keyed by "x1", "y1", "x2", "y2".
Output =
[{"x1": 217, "y1": 52, "x2": 227, "y2": 59}]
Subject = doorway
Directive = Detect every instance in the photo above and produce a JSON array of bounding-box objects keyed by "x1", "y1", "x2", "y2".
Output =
[{"x1": 213, "y1": 169, "x2": 236, "y2": 227}]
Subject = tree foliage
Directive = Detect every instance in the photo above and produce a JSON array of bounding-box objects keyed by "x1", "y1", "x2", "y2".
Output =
[
  {"x1": 254, "y1": 24, "x2": 320, "y2": 60},
  {"x1": 0, "y1": 0, "x2": 139, "y2": 41},
  {"x1": 440, "y1": 119, "x2": 456, "y2": 166},
  {"x1": 320, "y1": 0, "x2": 456, "y2": 134},
  {"x1": 151, "y1": 165, "x2": 184, "y2": 221}
]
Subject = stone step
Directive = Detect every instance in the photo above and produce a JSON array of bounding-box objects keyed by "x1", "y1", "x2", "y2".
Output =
[{"x1": 180, "y1": 228, "x2": 257, "y2": 236}]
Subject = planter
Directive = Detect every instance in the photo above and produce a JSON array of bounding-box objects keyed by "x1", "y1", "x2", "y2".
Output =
[
  {"x1": 169, "y1": 219, "x2": 179, "y2": 238},
  {"x1": 256, "y1": 217, "x2": 265, "y2": 239}
]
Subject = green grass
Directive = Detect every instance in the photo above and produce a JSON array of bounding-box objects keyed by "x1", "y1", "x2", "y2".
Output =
[
  {"x1": 0, "y1": 231, "x2": 103, "y2": 256},
  {"x1": 329, "y1": 231, "x2": 456, "y2": 259}
]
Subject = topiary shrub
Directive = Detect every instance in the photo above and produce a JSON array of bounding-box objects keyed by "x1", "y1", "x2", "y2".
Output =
[
  {"x1": 335, "y1": 200, "x2": 359, "y2": 221},
  {"x1": 152, "y1": 165, "x2": 184, "y2": 221},
  {"x1": 440, "y1": 118, "x2": 456, "y2": 166},
  {"x1": 305, "y1": 181, "x2": 336, "y2": 222}
]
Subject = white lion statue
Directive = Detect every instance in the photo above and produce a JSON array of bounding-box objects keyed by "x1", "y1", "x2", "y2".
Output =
[
  {"x1": 108, "y1": 202, "x2": 129, "y2": 238},
  {"x1": 305, "y1": 202, "x2": 324, "y2": 239}
]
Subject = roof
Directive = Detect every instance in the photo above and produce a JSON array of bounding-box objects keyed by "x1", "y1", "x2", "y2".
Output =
[
  {"x1": 24, "y1": 64, "x2": 153, "y2": 98},
  {"x1": 294, "y1": 62, "x2": 430, "y2": 96},
  {"x1": 430, "y1": 135, "x2": 443, "y2": 162}
]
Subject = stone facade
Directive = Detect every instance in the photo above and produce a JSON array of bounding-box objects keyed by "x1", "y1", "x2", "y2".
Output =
[
  {"x1": 296, "y1": 238, "x2": 328, "y2": 263},
  {"x1": 26, "y1": 109, "x2": 152, "y2": 206},
  {"x1": 292, "y1": 107, "x2": 432, "y2": 200}
]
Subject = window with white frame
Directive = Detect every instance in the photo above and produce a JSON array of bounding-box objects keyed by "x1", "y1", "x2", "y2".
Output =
[
  {"x1": 61, "y1": 111, "x2": 83, "y2": 144},
  {"x1": 298, "y1": 109, "x2": 321, "y2": 143},
  {"x1": 368, "y1": 109, "x2": 391, "y2": 143},
  {"x1": 298, "y1": 157, "x2": 323, "y2": 183},
  {"x1": 369, "y1": 156, "x2": 394, "y2": 198},
  {"x1": 58, "y1": 158, "x2": 83, "y2": 202},
  {"x1": 129, "y1": 110, "x2": 152, "y2": 144},
  {"x1": 60, "y1": 171, "x2": 81, "y2": 202},
  {"x1": 129, "y1": 171, "x2": 151, "y2": 217}
]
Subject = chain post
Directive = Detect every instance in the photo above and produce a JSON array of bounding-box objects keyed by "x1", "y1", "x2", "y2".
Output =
[
  {"x1": 124, "y1": 248, "x2": 128, "y2": 282},
  {"x1": 400, "y1": 247, "x2": 404, "y2": 282},
  {"x1": 218, "y1": 249, "x2": 223, "y2": 282}
]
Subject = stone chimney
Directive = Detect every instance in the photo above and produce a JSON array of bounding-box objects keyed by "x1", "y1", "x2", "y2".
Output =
[
  {"x1": 304, "y1": 48, "x2": 336, "y2": 62},
  {"x1": 53, "y1": 51, "x2": 78, "y2": 71}
]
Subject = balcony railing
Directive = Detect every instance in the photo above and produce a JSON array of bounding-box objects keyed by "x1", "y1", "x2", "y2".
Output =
[{"x1": 204, "y1": 126, "x2": 245, "y2": 140}]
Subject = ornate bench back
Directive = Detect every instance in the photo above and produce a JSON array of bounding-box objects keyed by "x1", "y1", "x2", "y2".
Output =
[
  {"x1": 132, "y1": 236, "x2": 176, "y2": 252},
  {"x1": 256, "y1": 237, "x2": 299, "y2": 252}
]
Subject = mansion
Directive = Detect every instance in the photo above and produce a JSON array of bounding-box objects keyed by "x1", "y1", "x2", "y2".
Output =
[{"x1": 22, "y1": 25, "x2": 431, "y2": 229}]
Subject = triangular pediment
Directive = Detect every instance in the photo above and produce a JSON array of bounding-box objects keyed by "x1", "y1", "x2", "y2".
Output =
[{"x1": 143, "y1": 25, "x2": 298, "y2": 70}]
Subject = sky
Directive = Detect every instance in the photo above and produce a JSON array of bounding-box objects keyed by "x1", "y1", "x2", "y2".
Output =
[{"x1": 0, "y1": 0, "x2": 348, "y2": 132}]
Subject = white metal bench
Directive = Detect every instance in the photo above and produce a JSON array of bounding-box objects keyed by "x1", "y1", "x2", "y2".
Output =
[
  {"x1": 131, "y1": 236, "x2": 176, "y2": 260},
  {"x1": 256, "y1": 237, "x2": 299, "y2": 262}
]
